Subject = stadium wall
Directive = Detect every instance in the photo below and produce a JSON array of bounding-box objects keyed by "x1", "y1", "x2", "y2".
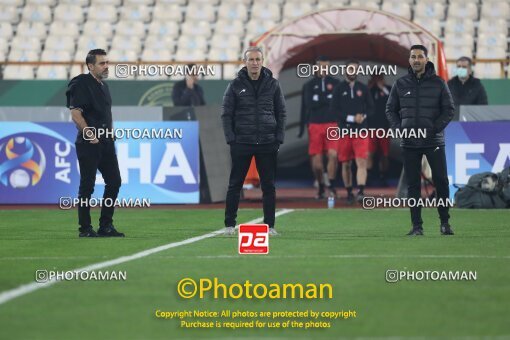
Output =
[{"x1": 1, "y1": 79, "x2": 510, "y2": 106}]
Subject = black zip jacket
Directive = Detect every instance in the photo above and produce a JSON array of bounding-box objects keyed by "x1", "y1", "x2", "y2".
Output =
[
  {"x1": 221, "y1": 66, "x2": 286, "y2": 145},
  {"x1": 386, "y1": 61, "x2": 455, "y2": 148},
  {"x1": 447, "y1": 75, "x2": 488, "y2": 116},
  {"x1": 299, "y1": 75, "x2": 340, "y2": 136},
  {"x1": 330, "y1": 80, "x2": 374, "y2": 131}
]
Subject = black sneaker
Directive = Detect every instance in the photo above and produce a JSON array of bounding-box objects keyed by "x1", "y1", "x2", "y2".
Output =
[
  {"x1": 316, "y1": 184, "x2": 325, "y2": 200},
  {"x1": 346, "y1": 193, "x2": 355, "y2": 205},
  {"x1": 440, "y1": 223, "x2": 454, "y2": 235},
  {"x1": 356, "y1": 192, "x2": 365, "y2": 204},
  {"x1": 97, "y1": 225, "x2": 125, "y2": 237},
  {"x1": 79, "y1": 226, "x2": 98, "y2": 238},
  {"x1": 406, "y1": 226, "x2": 424, "y2": 236}
]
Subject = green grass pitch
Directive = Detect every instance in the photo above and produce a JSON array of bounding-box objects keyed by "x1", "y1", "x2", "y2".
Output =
[{"x1": 0, "y1": 208, "x2": 509, "y2": 339}]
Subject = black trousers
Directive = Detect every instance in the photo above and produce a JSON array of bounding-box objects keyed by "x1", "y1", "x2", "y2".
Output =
[
  {"x1": 225, "y1": 143, "x2": 279, "y2": 228},
  {"x1": 402, "y1": 146, "x2": 450, "y2": 226},
  {"x1": 76, "y1": 140, "x2": 121, "y2": 228}
]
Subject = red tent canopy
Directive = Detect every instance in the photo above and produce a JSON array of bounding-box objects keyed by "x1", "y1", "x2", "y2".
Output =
[{"x1": 252, "y1": 7, "x2": 448, "y2": 80}]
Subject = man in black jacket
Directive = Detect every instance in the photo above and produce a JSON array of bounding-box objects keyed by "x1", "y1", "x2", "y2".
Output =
[
  {"x1": 221, "y1": 46, "x2": 286, "y2": 236},
  {"x1": 299, "y1": 56, "x2": 340, "y2": 199},
  {"x1": 386, "y1": 45, "x2": 455, "y2": 236},
  {"x1": 447, "y1": 56, "x2": 488, "y2": 119},
  {"x1": 66, "y1": 49, "x2": 124, "y2": 238},
  {"x1": 172, "y1": 64, "x2": 206, "y2": 106}
]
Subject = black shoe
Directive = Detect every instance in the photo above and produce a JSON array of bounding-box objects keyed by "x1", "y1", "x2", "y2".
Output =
[
  {"x1": 79, "y1": 226, "x2": 98, "y2": 238},
  {"x1": 356, "y1": 192, "x2": 365, "y2": 204},
  {"x1": 346, "y1": 193, "x2": 355, "y2": 205},
  {"x1": 440, "y1": 223, "x2": 454, "y2": 235},
  {"x1": 407, "y1": 226, "x2": 424, "y2": 236},
  {"x1": 316, "y1": 184, "x2": 325, "y2": 199},
  {"x1": 97, "y1": 225, "x2": 125, "y2": 237}
]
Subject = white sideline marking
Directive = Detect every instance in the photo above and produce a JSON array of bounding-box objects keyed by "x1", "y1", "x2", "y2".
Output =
[
  {"x1": 154, "y1": 254, "x2": 510, "y2": 260},
  {"x1": 0, "y1": 209, "x2": 294, "y2": 306}
]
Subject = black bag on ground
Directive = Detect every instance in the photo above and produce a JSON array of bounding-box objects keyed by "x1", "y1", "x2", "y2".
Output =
[
  {"x1": 454, "y1": 171, "x2": 507, "y2": 209},
  {"x1": 498, "y1": 167, "x2": 510, "y2": 204}
]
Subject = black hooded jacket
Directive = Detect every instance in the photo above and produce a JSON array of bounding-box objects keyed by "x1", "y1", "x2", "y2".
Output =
[
  {"x1": 385, "y1": 61, "x2": 455, "y2": 148},
  {"x1": 221, "y1": 67, "x2": 286, "y2": 145}
]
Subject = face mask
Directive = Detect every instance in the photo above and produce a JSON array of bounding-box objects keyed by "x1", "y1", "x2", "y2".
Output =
[{"x1": 456, "y1": 67, "x2": 468, "y2": 78}]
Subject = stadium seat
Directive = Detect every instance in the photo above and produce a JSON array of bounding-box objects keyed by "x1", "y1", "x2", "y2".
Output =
[
  {"x1": 11, "y1": 36, "x2": 42, "y2": 52},
  {"x1": 211, "y1": 34, "x2": 242, "y2": 50},
  {"x1": 222, "y1": 0, "x2": 251, "y2": 4},
  {"x1": 68, "y1": 65, "x2": 83, "y2": 78},
  {"x1": 177, "y1": 35, "x2": 207, "y2": 51},
  {"x1": 0, "y1": 37, "x2": 8, "y2": 54},
  {"x1": 120, "y1": 5, "x2": 152, "y2": 22},
  {"x1": 153, "y1": 4, "x2": 183, "y2": 22},
  {"x1": 83, "y1": 21, "x2": 114, "y2": 39},
  {"x1": 444, "y1": 19, "x2": 475, "y2": 35},
  {"x1": 443, "y1": 46, "x2": 473, "y2": 60},
  {"x1": 111, "y1": 36, "x2": 142, "y2": 54},
  {"x1": 317, "y1": 0, "x2": 349, "y2": 11},
  {"x1": 444, "y1": 33, "x2": 474, "y2": 48},
  {"x1": 181, "y1": 21, "x2": 212, "y2": 38},
  {"x1": 208, "y1": 48, "x2": 239, "y2": 62},
  {"x1": 25, "y1": 0, "x2": 57, "y2": 6},
  {"x1": 251, "y1": 3, "x2": 281, "y2": 22},
  {"x1": 448, "y1": 3, "x2": 478, "y2": 20},
  {"x1": 478, "y1": 19, "x2": 508, "y2": 35},
  {"x1": 473, "y1": 63, "x2": 503, "y2": 79},
  {"x1": 140, "y1": 49, "x2": 172, "y2": 61},
  {"x1": 16, "y1": 22, "x2": 47, "y2": 39},
  {"x1": 41, "y1": 50, "x2": 72, "y2": 61},
  {"x1": 185, "y1": 3, "x2": 216, "y2": 22},
  {"x1": 477, "y1": 33, "x2": 507, "y2": 49},
  {"x1": 215, "y1": 19, "x2": 244, "y2": 36},
  {"x1": 21, "y1": 5, "x2": 52, "y2": 23},
  {"x1": 174, "y1": 48, "x2": 207, "y2": 62},
  {"x1": 349, "y1": 0, "x2": 380, "y2": 10},
  {"x1": 481, "y1": 2, "x2": 510, "y2": 19},
  {"x1": 3, "y1": 66, "x2": 35, "y2": 79},
  {"x1": 381, "y1": 2, "x2": 411, "y2": 20},
  {"x1": 88, "y1": 5, "x2": 118, "y2": 23},
  {"x1": 413, "y1": 18, "x2": 441, "y2": 37},
  {"x1": 0, "y1": 22, "x2": 13, "y2": 39},
  {"x1": 246, "y1": 19, "x2": 276, "y2": 37},
  {"x1": 157, "y1": 0, "x2": 185, "y2": 4},
  {"x1": 54, "y1": 4, "x2": 84, "y2": 22},
  {"x1": 0, "y1": 50, "x2": 6, "y2": 62},
  {"x1": 45, "y1": 36, "x2": 75, "y2": 52},
  {"x1": 0, "y1": 6, "x2": 19, "y2": 24},
  {"x1": 124, "y1": 0, "x2": 154, "y2": 5},
  {"x1": 7, "y1": 49, "x2": 39, "y2": 61},
  {"x1": 448, "y1": 0, "x2": 477, "y2": 3},
  {"x1": 90, "y1": 0, "x2": 120, "y2": 5},
  {"x1": 0, "y1": 0, "x2": 24, "y2": 6},
  {"x1": 476, "y1": 47, "x2": 507, "y2": 59},
  {"x1": 282, "y1": 2, "x2": 314, "y2": 20},
  {"x1": 49, "y1": 21, "x2": 80, "y2": 37},
  {"x1": 217, "y1": 2, "x2": 248, "y2": 22},
  {"x1": 107, "y1": 50, "x2": 138, "y2": 62},
  {"x1": 115, "y1": 21, "x2": 146, "y2": 38},
  {"x1": 77, "y1": 36, "x2": 108, "y2": 52},
  {"x1": 414, "y1": 2, "x2": 445, "y2": 20},
  {"x1": 144, "y1": 36, "x2": 177, "y2": 51},
  {"x1": 147, "y1": 21, "x2": 180, "y2": 37},
  {"x1": 60, "y1": 0, "x2": 90, "y2": 6},
  {"x1": 36, "y1": 66, "x2": 69, "y2": 79}
]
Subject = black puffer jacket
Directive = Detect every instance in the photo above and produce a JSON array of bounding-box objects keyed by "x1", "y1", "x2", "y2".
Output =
[
  {"x1": 221, "y1": 67, "x2": 286, "y2": 145},
  {"x1": 386, "y1": 61, "x2": 455, "y2": 148}
]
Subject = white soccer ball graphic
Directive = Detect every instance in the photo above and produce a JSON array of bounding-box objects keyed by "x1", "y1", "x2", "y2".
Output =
[{"x1": 9, "y1": 169, "x2": 31, "y2": 189}]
